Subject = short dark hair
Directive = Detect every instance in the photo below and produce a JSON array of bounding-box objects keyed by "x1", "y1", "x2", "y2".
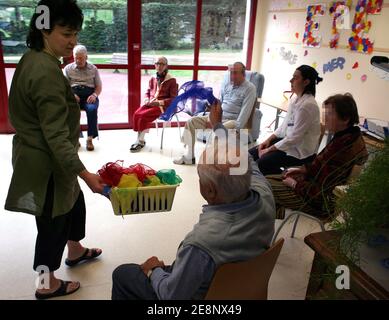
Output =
[
  {"x1": 296, "y1": 64, "x2": 323, "y2": 97},
  {"x1": 27, "y1": 0, "x2": 83, "y2": 51},
  {"x1": 324, "y1": 93, "x2": 360, "y2": 126}
]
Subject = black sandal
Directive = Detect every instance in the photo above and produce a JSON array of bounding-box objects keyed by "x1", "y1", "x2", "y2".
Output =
[
  {"x1": 35, "y1": 280, "x2": 80, "y2": 300},
  {"x1": 130, "y1": 142, "x2": 146, "y2": 153},
  {"x1": 65, "y1": 248, "x2": 102, "y2": 267}
]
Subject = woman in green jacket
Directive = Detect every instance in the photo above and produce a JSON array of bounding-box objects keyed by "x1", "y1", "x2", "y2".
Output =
[{"x1": 5, "y1": 0, "x2": 105, "y2": 299}]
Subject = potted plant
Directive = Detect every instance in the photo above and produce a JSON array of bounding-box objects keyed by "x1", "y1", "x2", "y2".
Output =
[{"x1": 332, "y1": 139, "x2": 389, "y2": 265}]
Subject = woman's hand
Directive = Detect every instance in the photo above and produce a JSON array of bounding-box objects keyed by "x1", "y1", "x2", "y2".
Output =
[
  {"x1": 258, "y1": 140, "x2": 271, "y2": 151},
  {"x1": 79, "y1": 170, "x2": 105, "y2": 194},
  {"x1": 282, "y1": 177, "x2": 297, "y2": 189},
  {"x1": 258, "y1": 145, "x2": 277, "y2": 158},
  {"x1": 283, "y1": 167, "x2": 306, "y2": 179}
]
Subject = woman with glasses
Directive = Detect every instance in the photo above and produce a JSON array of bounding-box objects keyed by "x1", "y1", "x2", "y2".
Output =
[{"x1": 130, "y1": 56, "x2": 178, "y2": 152}]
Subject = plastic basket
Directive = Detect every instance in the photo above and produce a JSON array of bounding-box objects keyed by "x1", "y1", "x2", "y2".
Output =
[{"x1": 108, "y1": 184, "x2": 179, "y2": 216}]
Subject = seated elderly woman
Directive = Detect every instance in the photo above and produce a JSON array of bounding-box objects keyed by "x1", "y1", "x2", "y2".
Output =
[
  {"x1": 130, "y1": 56, "x2": 178, "y2": 152},
  {"x1": 111, "y1": 102, "x2": 275, "y2": 300},
  {"x1": 266, "y1": 93, "x2": 368, "y2": 219}
]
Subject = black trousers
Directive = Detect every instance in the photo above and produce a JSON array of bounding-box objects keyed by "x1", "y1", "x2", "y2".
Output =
[
  {"x1": 33, "y1": 177, "x2": 86, "y2": 272},
  {"x1": 111, "y1": 264, "x2": 159, "y2": 300},
  {"x1": 249, "y1": 138, "x2": 316, "y2": 176}
]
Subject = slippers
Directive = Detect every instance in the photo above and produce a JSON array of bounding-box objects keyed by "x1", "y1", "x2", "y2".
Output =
[
  {"x1": 35, "y1": 280, "x2": 80, "y2": 300},
  {"x1": 130, "y1": 142, "x2": 146, "y2": 153},
  {"x1": 65, "y1": 248, "x2": 102, "y2": 267}
]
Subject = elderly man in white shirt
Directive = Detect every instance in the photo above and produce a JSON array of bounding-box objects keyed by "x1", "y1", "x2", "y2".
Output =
[
  {"x1": 174, "y1": 62, "x2": 257, "y2": 165},
  {"x1": 64, "y1": 45, "x2": 102, "y2": 151},
  {"x1": 249, "y1": 65, "x2": 323, "y2": 175}
]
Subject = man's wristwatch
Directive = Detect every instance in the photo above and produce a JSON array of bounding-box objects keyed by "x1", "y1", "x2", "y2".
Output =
[{"x1": 92, "y1": 93, "x2": 98, "y2": 98}]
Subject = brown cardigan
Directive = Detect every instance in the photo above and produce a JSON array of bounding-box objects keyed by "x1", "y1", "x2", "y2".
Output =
[{"x1": 144, "y1": 73, "x2": 178, "y2": 110}]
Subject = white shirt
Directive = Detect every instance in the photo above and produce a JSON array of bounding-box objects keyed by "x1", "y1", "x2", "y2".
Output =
[{"x1": 274, "y1": 93, "x2": 321, "y2": 159}]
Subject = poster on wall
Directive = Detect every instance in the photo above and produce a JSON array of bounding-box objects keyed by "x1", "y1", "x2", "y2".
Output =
[{"x1": 303, "y1": 4, "x2": 326, "y2": 48}]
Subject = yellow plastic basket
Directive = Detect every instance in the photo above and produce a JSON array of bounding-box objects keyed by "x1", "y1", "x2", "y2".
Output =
[{"x1": 109, "y1": 184, "x2": 179, "y2": 216}]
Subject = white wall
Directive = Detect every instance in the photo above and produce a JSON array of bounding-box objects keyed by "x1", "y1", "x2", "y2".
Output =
[{"x1": 252, "y1": 0, "x2": 389, "y2": 121}]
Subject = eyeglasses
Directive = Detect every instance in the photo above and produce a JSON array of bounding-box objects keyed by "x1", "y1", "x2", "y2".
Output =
[{"x1": 155, "y1": 62, "x2": 166, "y2": 66}]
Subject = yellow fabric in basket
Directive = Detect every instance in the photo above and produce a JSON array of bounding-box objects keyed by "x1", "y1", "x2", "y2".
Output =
[
  {"x1": 110, "y1": 187, "x2": 138, "y2": 215},
  {"x1": 117, "y1": 174, "x2": 142, "y2": 188},
  {"x1": 143, "y1": 175, "x2": 162, "y2": 186}
]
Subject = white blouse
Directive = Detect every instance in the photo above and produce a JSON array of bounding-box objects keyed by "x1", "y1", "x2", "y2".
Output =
[{"x1": 273, "y1": 93, "x2": 321, "y2": 159}]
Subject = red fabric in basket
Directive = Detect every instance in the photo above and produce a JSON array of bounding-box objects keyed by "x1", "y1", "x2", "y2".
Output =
[
  {"x1": 97, "y1": 160, "x2": 125, "y2": 187},
  {"x1": 123, "y1": 163, "x2": 156, "y2": 182},
  {"x1": 98, "y1": 162, "x2": 157, "y2": 186}
]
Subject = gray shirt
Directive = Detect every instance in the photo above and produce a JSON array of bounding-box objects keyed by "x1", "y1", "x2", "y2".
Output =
[
  {"x1": 63, "y1": 62, "x2": 102, "y2": 89},
  {"x1": 220, "y1": 79, "x2": 257, "y2": 130}
]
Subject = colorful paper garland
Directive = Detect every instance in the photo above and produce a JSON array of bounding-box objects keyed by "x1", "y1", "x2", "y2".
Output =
[
  {"x1": 303, "y1": 4, "x2": 326, "y2": 48},
  {"x1": 349, "y1": 0, "x2": 383, "y2": 54}
]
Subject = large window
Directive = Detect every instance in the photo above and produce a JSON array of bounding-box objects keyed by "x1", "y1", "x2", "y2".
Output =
[
  {"x1": 199, "y1": 0, "x2": 249, "y2": 66},
  {"x1": 0, "y1": 0, "x2": 257, "y2": 133},
  {"x1": 141, "y1": 0, "x2": 196, "y2": 66},
  {"x1": 0, "y1": 5, "x2": 33, "y2": 64}
]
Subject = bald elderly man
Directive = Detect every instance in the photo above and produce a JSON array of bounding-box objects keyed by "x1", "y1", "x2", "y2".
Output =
[
  {"x1": 111, "y1": 102, "x2": 275, "y2": 300},
  {"x1": 174, "y1": 62, "x2": 257, "y2": 165}
]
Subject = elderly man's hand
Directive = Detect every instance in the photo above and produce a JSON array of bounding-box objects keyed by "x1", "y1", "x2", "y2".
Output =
[
  {"x1": 141, "y1": 256, "x2": 165, "y2": 276},
  {"x1": 209, "y1": 99, "x2": 222, "y2": 128},
  {"x1": 87, "y1": 94, "x2": 97, "y2": 104}
]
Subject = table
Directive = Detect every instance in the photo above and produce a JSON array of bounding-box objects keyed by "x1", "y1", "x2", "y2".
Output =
[
  {"x1": 257, "y1": 97, "x2": 288, "y2": 130},
  {"x1": 304, "y1": 230, "x2": 389, "y2": 300}
]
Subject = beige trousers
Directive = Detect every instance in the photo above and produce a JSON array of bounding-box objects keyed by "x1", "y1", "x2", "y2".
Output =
[{"x1": 181, "y1": 115, "x2": 237, "y2": 158}]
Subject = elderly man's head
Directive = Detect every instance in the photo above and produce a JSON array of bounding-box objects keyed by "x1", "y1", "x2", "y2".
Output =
[
  {"x1": 229, "y1": 62, "x2": 246, "y2": 86},
  {"x1": 73, "y1": 44, "x2": 88, "y2": 69},
  {"x1": 197, "y1": 138, "x2": 250, "y2": 205},
  {"x1": 154, "y1": 56, "x2": 168, "y2": 74}
]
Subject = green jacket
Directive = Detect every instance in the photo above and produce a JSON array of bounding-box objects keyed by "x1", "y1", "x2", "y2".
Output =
[{"x1": 5, "y1": 50, "x2": 86, "y2": 218}]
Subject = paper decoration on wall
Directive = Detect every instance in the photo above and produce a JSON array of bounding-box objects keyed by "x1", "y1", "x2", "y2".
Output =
[
  {"x1": 346, "y1": 73, "x2": 352, "y2": 80},
  {"x1": 323, "y1": 57, "x2": 346, "y2": 74},
  {"x1": 288, "y1": 1, "x2": 293, "y2": 8},
  {"x1": 304, "y1": 50, "x2": 308, "y2": 56},
  {"x1": 367, "y1": 0, "x2": 384, "y2": 14},
  {"x1": 352, "y1": 62, "x2": 359, "y2": 69},
  {"x1": 273, "y1": 14, "x2": 277, "y2": 20},
  {"x1": 349, "y1": 0, "x2": 383, "y2": 54},
  {"x1": 329, "y1": 1, "x2": 352, "y2": 49},
  {"x1": 361, "y1": 74, "x2": 368, "y2": 82},
  {"x1": 295, "y1": 32, "x2": 299, "y2": 39},
  {"x1": 312, "y1": 62, "x2": 318, "y2": 69},
  {"x1": 303, "y1": 4, "x2": 326, "y2": 48},
  {"x1": 279, "y1": 47, "x2": 298, "y2": 65}
]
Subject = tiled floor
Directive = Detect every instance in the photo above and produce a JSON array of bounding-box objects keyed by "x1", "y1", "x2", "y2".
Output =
[{"x1": 0, "y1": 116, "x2": 321, "y2": 300}]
